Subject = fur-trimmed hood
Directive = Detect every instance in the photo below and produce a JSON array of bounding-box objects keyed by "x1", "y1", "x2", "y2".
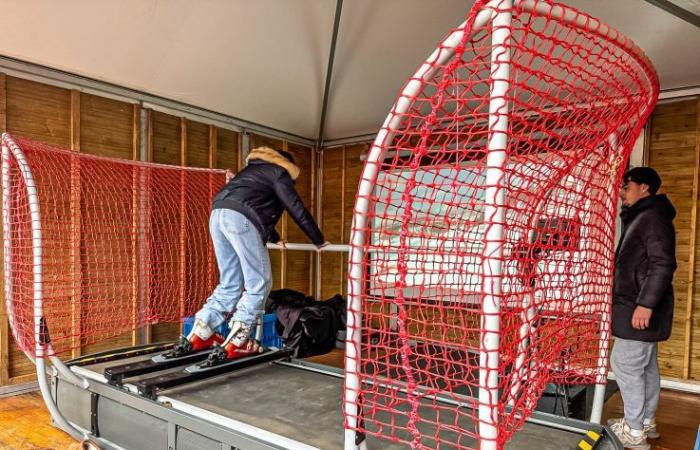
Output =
[{"x1": 246, "y1": 147, "x2": 300, "y2": 180}]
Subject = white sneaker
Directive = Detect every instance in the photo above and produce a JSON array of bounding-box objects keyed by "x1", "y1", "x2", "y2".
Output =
[
  {"x1": 608, "y1": 420, "x2": 650, "y2": 450},
  {"x1": 608, "y1": 417, "x2": 660, "y2": 439}
]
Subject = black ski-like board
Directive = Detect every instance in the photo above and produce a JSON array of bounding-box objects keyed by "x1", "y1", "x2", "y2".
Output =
[
  {"x1": 103, "y1": 349, "x2": 212, "y2": 385},
  {"x1": 135, "y1": 349, "x2": 292, "y2": 398}
]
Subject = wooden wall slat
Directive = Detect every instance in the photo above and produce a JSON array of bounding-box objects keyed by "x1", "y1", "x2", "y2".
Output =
[
  {"x1": 216, "y1": 128, "x2": 239, "y2": 172},
  {"x1": 80, "y1": 93, "x2": 133, "y2": 158},
  {"x1": 69, "y1": 91, "x2": 82, "y2": 358},
  {"x1": 149, "y1": 111, "x2": 182, "y2": 342},
  {"x1": 286, "y1": 142, "x2": 314, "y2": 294},
  {"x1": 648, "y1": 99, "x2": 699, "y2": 379},
  {"x1": 150, "y1": 111, "x2": 181, "y2": 164},
  {"x1": 5, "y1": 76, "x2": 71, "y2": 147},
  {"x1": 3, "y1": 77, "x2": 72, "y2": 378},
  {"x1": 131, "y1": 104, "x2": 141, "y2": 346},
  {"x1": 186, "y1": 120, "x2": 209, "y2": 168},
  {"x1": 683, "y1": 98, "x2": 700, "y2": 379},
  {"x1": 320, "y1": 148, "x2": 344, "y2": 299},
  {"x1": 79, "y1": 94, "x2": 136, "y2": 356},
  {"x1": 341, "y1": 144, "x2": 367, "y2": 297}
]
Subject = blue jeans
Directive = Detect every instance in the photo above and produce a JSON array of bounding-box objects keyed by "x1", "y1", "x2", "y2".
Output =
[{"x1": 195, "y1": 209, "x2": 272, "y2": 328}]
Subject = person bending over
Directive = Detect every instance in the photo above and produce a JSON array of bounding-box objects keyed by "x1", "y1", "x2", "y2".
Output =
[{"x1": 177, "y1": 146, "x2": 327, "y2": 360}]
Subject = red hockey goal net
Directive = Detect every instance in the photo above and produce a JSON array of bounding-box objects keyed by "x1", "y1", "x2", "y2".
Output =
[
  {"x1": 344, "y1": 0, "x2": 658, "y2": 449},
  {"x1": 2, "y1": 135, "x2": 223, "y2": 356}
]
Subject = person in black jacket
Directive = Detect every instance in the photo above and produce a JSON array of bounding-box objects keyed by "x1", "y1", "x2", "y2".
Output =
[
  {"x1": 608, "y1": 167, "x2": 676, "y2": 449},
  {"x1": 178, "y1": 146, "x2": 327, "y2": 361}
]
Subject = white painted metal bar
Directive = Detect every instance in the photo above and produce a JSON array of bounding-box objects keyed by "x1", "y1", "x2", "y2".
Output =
[
  {"x1": 1, "y1": 133, "x2": 88, "y2": 441},
  {"x1": 589, "y1": 133, "x2": 624, "y2": 424},
  {"x1": 479, "y1": 2, "x2": 512, "y2": 449},
  {"x1": 267, "y1": 242, "x2": 349, "y2": 252},
  {"x1": 342, "y1": 4, "x2": 499, "y2": 449}
]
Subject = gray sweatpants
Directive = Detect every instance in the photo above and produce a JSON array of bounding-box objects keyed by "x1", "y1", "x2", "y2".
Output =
[{"x1": 610, "y1": 337, "x2": 660, "y2": 431}]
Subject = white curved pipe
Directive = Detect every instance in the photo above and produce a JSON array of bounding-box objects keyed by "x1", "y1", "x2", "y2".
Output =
[
  {"x1": 1, "y1": 133, "x2": 88, "y2": 440},
  {"x1": 343, "y1": 3, "x2": 502, "y2": 449}
]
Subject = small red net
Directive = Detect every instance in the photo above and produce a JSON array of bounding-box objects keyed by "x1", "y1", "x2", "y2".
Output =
[
  {"x1": 2, "y1": 136, "x2": 223, "y2": 355},
  {"x1": 345, "y1": 0, "x2": 658, "y2": 449}
]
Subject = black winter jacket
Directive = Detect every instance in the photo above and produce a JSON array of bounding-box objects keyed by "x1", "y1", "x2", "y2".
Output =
[
  {"x1": 612, "y1": 194, "x2": 676, "y2": 342},
  {"x1": 212, "y1": 147, "x2": 324, "y2": 245}
]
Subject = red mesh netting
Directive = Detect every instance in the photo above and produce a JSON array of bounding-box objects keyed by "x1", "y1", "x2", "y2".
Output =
[
  {"x1": 2, "y1": 135, "x2": 223, "y2": 356},
  {"x1": 344, "y1": 1, "x2": 658, "y2": 449}
]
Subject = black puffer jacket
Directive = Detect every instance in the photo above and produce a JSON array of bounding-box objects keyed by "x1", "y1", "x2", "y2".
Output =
[
  {"x1": 212, "y1": 147, "x2": 324, "y2": 245},
  {"x1": 612, "y1": 194, "x2": 676, "y2": 342}
]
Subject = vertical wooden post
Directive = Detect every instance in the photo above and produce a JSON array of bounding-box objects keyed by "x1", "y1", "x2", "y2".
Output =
[
  {"x1": 340, "y1": 145, "x2": 346, "y2": 295},
  {"x1": 310, "y1": 147, "x2": 317, "y2": 295},
  {"x1": 0, "y1": 72, "x2": 8, "y2": 385},
  {"x1": 683, "y1": 98, "x2": 700, "y2": 379},
  {"x1": 69, "y1": 90, "x2": 82, "y2": 358},
  {"x1": 179, "y1": 118, "x2": 187, "y2": 321},
  {"x1": 316, "y1": 149, "x2": 324, "y2": 299},
  {"x1": 143, "y1": 109, "x2": 153, "y2": 344},
  {"x1": 208, "y1": 125, "x2": 218, "y2": 292},
  {"x1": 642, "y1": 120, "x2": 651, "y2": 167},
  {"x1": 131, "y1": 104, "x2": 141, "y2": 346},
  {"x1": 280, "y1": 141, "x2": 288, "y2": 288}
]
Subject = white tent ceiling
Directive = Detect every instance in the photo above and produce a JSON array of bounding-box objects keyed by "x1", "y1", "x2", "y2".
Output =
[{"x1": 0, "y1": 0, "x2": 699, "y2": 141}]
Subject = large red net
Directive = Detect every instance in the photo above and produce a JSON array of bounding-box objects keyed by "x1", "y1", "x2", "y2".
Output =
[
  {"x1": 2, "y1": 135, "x2": 223, "y2": 355},
  {"x1": 345, "y1": 0, "x2": 658, "y2": 449}
]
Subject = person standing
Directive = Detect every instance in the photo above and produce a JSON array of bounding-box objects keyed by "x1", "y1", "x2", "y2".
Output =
[{"x1": 608, "y1": 167, "x2": 676, "y2": 450}]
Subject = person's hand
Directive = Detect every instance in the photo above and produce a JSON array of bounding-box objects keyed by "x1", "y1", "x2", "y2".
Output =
[
  {"x1": 631, "y1": 305, "x2": 652, "y2": 330},
  {"x1": 315, "y1": 241, "x2": 331, "y2": 251},
  {"x1": 276, "y1": 240, "x2": 287, "y2": 249},
  {"x1": 225, "y1": 170, "x2": 236, "y2": 183}
]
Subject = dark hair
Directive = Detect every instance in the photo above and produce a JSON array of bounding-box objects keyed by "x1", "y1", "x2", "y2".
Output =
[
  {"x1": 622, "y1": 167, "x2": 661, "y2": 194},
  {"x1": 278, "y1": 150, "x2": 295, "y2": 165}
]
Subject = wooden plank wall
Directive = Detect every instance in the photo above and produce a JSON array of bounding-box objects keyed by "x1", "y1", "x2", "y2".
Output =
[
  {"x1": 319, "y1": 143, "x2": 368, "y2": 299},
  {"x1": 0, "y1": 73, "x2": 293, "y2": 386},
  {"x1": 647, "y1": 98, "x2": 700, "y2": 381}
]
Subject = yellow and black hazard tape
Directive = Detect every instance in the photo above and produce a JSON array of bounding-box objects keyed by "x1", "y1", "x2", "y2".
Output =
[{"x1": 573, "y1": 429, "x2": 602, "y2": 450}]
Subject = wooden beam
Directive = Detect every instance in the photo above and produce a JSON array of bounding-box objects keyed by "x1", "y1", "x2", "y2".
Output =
[
  {"x1": 280, "y1": 141, "x2": 288, "y2": 288},
  {"x1": 208, "y1": 125, "x2": 217, "y2": 292},
  {"x1": 0, "y1": 72, "x2": 8, "y2": 386},
  {"x1": 69, "y1": 90, "x2": 82, "y2": 358},
  {"x1": 131, "y1": 104, "x2": 141, "y2": 346},
  {"x1": 8, "y1": 373, "x2": 38, "y2": 386},
  {"x1": 179, "y1": 118, "x2": 187, "y2": 321},
  {"x1": 316, "y1": 149, "x2": 324, "y2": 299},
  {"x1": 70, "y1": 91, "x2": 80, "y2": 151},
  {"x1": 340, "y1": 145, "x2": 346, "y2": 295},
  {"x1": 643, "y1": 118, "x2": 652, "y2": 167},
  {"x1": 144, "y1": 109, "x2": 153, "y2": 344},
  {"x1": 310, "y1": 147, "x2": 317, "y2": 295},
  {"x1": 683, "y1": 98, "x2": 700, "y2": 379},
  {"x1": 209, "y1": 125, "x2": 217, "y2": 169}
]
